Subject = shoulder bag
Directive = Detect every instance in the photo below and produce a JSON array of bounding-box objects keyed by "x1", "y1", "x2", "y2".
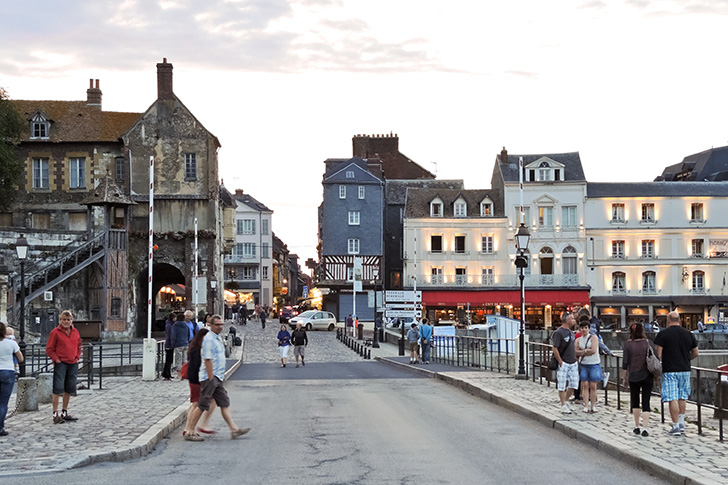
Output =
[{"x1": 645, "y1": 343, "x2": 662, "y2": 377}]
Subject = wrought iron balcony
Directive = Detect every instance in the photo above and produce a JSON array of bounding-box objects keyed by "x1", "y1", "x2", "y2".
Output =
[{"x1": 411, "y1": 273, "x2": 580, "y2": 288}]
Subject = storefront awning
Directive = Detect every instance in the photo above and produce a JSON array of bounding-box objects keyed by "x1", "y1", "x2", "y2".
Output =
[
  {"x1": 422, "y1": 289, "x2": 590, "y2": 307},
  {"x1": 672, "y1": 296, "x2": 716, "y2": 306}
]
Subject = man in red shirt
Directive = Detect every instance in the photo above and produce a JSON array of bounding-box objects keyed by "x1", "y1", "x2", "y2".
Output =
[{"x1": 46, "y1": 310, "x2": 82, "y2": 424}]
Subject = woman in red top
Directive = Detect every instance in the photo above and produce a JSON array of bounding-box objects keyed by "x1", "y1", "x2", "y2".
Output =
[{"x1": 46, "y1": 310, "x2": 82, "y2": 424}]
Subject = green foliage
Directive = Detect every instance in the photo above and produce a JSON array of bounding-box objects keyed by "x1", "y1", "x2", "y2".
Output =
[{"x1": 0, "y1": 87, "x2": 23, "y2": 210}]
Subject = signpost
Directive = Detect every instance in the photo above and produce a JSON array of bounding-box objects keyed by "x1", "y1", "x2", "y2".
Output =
[
  {"x1": 385, "y1": 310, "x2": 422, "y2": 318},
  {"x1": 384, "y1": 289, "x2": 422, "y2": 356}
]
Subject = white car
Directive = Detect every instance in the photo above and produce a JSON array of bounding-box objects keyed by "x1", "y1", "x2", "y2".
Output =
[{"x1": 289, "y1": 310, "x2": 337, "y2": 331}]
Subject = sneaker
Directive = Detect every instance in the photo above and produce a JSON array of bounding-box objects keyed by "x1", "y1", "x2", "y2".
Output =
[
  {"x1": 602, "y1": 372, "x2": 610, "y2": 388},
  {"x1": 633, "y1": 427, "x2": 641, "y2": 435},
  {"x1": 295, "y1": 364, "x2": 299, "y2": 368},
  {"x1": 61, "y1": 412, "x2": 78, "y2": 422},
  {"x1": 590, "y1": 407, "x2": 598, "y2": 414},
  {"x1": 679, "y1": 423, "x2": 685, "y2": 433},
  {"x1": 641, "y1": 430, "x2": 649, "y2": 437},
  {"x1": 184, "y1": 433, "x2": 204, "y2": 442},
  {"x1": 583, "y1": 406, "x2": 590, "y2": 413},
  {"x1": 231, "y1": 428, "x2": 251, "y2": 440},
  {"x1": 0, "y1": 430, "x2": 8, "y2": 436},
  {"x1": 302, "y1": 361, "x2": 305, "y2": 366},
  {"x1": 53, "y1": 415, "x2": 65, "y2": 424},
  {"x1": 668, "y1": 427, "x2": 682, "y2": 436},
  {"x1": 561, "y1": 405, "x2": 572, "y2": 414}
]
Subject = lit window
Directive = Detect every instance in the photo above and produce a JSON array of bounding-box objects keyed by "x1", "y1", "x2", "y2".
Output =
[
  {"x1": 185, "y1": 153, "x2": 196, "y2": 180},
  {"x1": 641, "y1": 240, "x2": 655, "y2": 258},
  {"x1": 563, "y1": 246, "x2": 577, "y2": 277},
  {"x1": 612, "y1": 240, "x2": 625, "y2": 259},
  {"x1": 358, "y1": 186, "x2": 365, "y2": 199},
  {"x1": 69, "y1": 157, "x2": 85, "y2": 189},
  {"x1": 33, "y1": 158, "x2": 49, "y2": 189},
  {"x1": 642, "y1": 271, "x2": 656, "y2": 294},
  {"x1": 481, "y1": 235, "x2": 493, "y2": 254},
  {"x1": 347, "y1": 238, "x2": 360, "y2": 254},
  {"x1": 641, "y1": 203, "x2": 655, "y2": 222},
  {"x1": 482, "y1": 267, "x2": 494, "y2": 285},
  {"x1": 691, "y1": 203, "x2": 704, "y2": 222},
  {"x1": 611, "y1": 204, "x2": 625, "y2": 222},
  {"x1": 348, "y1": 211, "x2": 360, "y2": 225},
  {"x1": 455, "y1": 267, "x2": 467, "y2": 285},
  {"x1": 538, "y1": 206, "x2": 553, "y2": 227},
  {"x1": 612, "y1": 272, "x2": 626, "y2": 293},
  {"x1": 339, "y1": 185, "x2": 346, "y2": 199},
  {"x1": 692, "y1": 239, "x2": 704, "y2": 257},
  {"x1": 692, "y1": 271, "x2": 705, "y2": 291},
  {"x1": 431, "y1": 267, "x2": 443, "y2": 284},
  {"x1": 480, "y1": 203, "x2": 492, "y2": 217}
]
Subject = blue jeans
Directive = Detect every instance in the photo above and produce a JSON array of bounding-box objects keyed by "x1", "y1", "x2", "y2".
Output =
[
  {"x1": 0, "y1": 369, "x2": 15, "y2": 431},
  {"x1": 421, "y1": 341, "x2": 431, "y2": 362}
]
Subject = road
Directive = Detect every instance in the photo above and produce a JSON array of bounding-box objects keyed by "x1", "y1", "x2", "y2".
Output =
[{"x1": 22, "y1": 327, "x2": 662, "y2": 484}]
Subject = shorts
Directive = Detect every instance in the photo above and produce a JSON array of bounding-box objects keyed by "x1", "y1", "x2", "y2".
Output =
[
  {"x1": 189, "y1": 382, "x2": 200, "y2": 403},
  {"x1": 199, "y1": 376, "x2": 230, "y2": 411},
  {"x1": 579, "y1": 363, "x2": 603, "y2": 383},
  {"x1": 409, "y1": 342, "x2": 419, "y2": 352},
  {"x1": 280, "y1": 345, "x2": 290, "y2": 359},
  {"x1": 662, "y1": 371, "x2": 691, "y2": 402},
  {"x1": 557, "y1": 361, "x2": 580, "y2": 391},
  {"x1": 294, "y1": 345, "x2": 305, "y2": 357},
  {"x1": 52, "y1": 362, "x2": 78, "y2": 395}
]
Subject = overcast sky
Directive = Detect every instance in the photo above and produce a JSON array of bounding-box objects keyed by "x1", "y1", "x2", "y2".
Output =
[{"x1": 2, "y1": 0, "x2": 727, "y2": 265}]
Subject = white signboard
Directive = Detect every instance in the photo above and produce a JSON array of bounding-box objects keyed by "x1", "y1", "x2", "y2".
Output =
[
  {"x1": 354, "y1": 280, "x2": 362, "y2": 292},
  {"x1": 385, "y1": 303, "x2": 423, "y2": 310},
  {"x1": 385, "y1": 310, "x2": 422, "y2": 318},
  {"x1": 192, "y1": 276, "x2": 207, "y2": 304},
  {"x1": 433, "y1": 325, "x2": 456, "y2": 336},
  {"x1": 385, "y1": 290, "x2": 422, "y2": 302}
]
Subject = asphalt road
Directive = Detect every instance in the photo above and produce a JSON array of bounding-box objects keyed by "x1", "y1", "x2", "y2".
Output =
[{"x1": 24, "y1": 361, "x2": 662, "y2": 485}]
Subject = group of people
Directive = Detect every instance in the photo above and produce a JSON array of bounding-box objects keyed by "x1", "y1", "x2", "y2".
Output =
[
  {"x1": 276, "y1": 323, "x2": 308, "y2": 367},
  {"x1": 553, "y1": 308, "x2": 698, "y2": 437},
  {"x1": 405, "y1": 318, "x2": 433, "y2": 364}
]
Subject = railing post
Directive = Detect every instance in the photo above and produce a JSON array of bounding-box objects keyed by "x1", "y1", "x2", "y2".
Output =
[
  {"x1": 98, "y1": 344, "x2": 103, "y2": 390},
  {"x1": 87, "y1": 344, "x2": 93, "y2": 388},
  {"x1": 696, "y1": 368, "x2": 702, "y2": 435}
]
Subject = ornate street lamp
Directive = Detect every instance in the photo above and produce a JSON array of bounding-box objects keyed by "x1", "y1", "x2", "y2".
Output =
[
  {"x1": 16, "y1": 234, "x2": 29, "y2": 377},
  {"x1": 514, "y1": 223, "x2": 530, "y2": 379}
]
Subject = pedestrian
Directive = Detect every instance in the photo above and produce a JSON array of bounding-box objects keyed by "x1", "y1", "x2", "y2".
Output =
[
  {"x1": 697, "y1": 320, "x2": 705, "y2": 333},
  {"x1": 0, "y1": 322, "x2": 24, "y2": 436},
  {"x1": 576, "y1": 320, "x2": 601, "y2": 413},
  {"x1": 186, "y1": 315, "x2": 250, "y2": 440},
  {"x1": 407, "y1": 323, "x2": 420, "y2": 364},
  {"x1": 182, "y1": 328, "x2": 217, "y2": 441},
  {"x1": 162, "y1": 313, "x2": 175, "y2": 380},
  {"x1": 172, "y1": 312, "x2": 190, "y2": 373},
  {"x1": 552, "y1": 312, "x2": 579, "y2": 414},
  {"x1": 260, "y1": 307, "x2": 267, "y2": 329},
  {"x1": 4, "y1": 326, "x2": 19, "y2": 375},
  {"x1": 419, "y1": 318, "x2": 432, "y2": 364},
  {"x1": 654, "y1": 311, "x2": 699, "y2": 436},
  {"x1": 346, "y1": 314, "x2": 353, "y2": 336},
  {"x1": 45, "y1": 310, "x2": 82, "y2": 424},
  {"x1": 621, "y1": 322, "x2": 654, "y2": 437},
  {"x1": 291, "y1": 322, "x2": 308, "y2": 368},
  {"x1": 184, "y1": 310, "x2": 197, "y2": 341},
  {"x1": 277, "y1": 324, "x2": 291, "y2": 367}
]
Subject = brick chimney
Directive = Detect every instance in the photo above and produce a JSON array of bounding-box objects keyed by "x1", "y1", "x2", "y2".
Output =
[
  {"x1": 235, "y1": 189, "x2": 244, "y2": 196},
  {"x1": 156, "y1": 58, "x2": 174, "y2": 100},
  {"x1": 500, "y1": 147, "x2": 508, "y2": 165},
  {"x1": 86, "y1": 79, "x2": 102, "y2": 109}
]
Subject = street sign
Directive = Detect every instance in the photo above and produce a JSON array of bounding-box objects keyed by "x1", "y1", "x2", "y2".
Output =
[
  {"x1": 385, "y1": 290, "x2": 422, "y2": 302},
  {"x1": 354, "y1": 280, "x2": 362, "y2": 292},
  {"x1": 302, "y1": 286, "x2": 308, "y2": 298},
  {"x1": 385, "y1": 310, "x2": 422, "y2": 318},
  {"x1": 385, "y1": 303, "x2": 423, "y2": 310}
]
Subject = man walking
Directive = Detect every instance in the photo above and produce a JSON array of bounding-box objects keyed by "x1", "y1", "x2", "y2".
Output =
[
  {"x1": 46, "y1": 310, "x2": 82, "y2": 424},
  {"x1": 172, "y1": 313, "x2": 190, "y2": 373},
  {"x1": 407, "y1": 323, "x2": 420, "y2": 364},
  {"x1": 655, "y1": 311, "x2": 699, "y2": 436},
  {"x1": 186, "y1": 315, "x2": 250, "y2": 441},
  {"x1": 419, "y1": 318, "x2": 432, "y2": 364},
  {"x1": 552, "y1": 312, "x2": 579, "y2": 414},
  {"x1": 291, "y1": 323, "x2": 308, "y2": 367}
]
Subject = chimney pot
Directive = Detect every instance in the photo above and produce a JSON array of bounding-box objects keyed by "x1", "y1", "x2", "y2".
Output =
[
  {"x1": 86, "y1": 79, "x2": 102, "y2": 109},
  {"x1": 235, "y1": 189, "x2": 244, "y2": 196},
  {"x1": 501, "y1": 147, "x2": 508, "y2": 164}
]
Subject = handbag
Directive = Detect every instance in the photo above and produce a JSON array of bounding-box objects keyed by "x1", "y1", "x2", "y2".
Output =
[
  {"x1": 179, "y1": 362, "x2": 189, "y2": 380},
  {"x1": 646, "y1": 344, "x2": 662, "y2": 377},
  {"x1": 548, "y1": 354, "x2": 559, "y2": 370}
]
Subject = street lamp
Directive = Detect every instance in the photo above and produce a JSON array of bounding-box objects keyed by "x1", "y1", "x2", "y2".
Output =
[
  {"x1": 16, "y1": 234, "x2": 29, "y2": 377},
  {"x1": 210, "y1": 277, "x2": 217, "y2": 315},
  {"x1": 372, "y1": 269, "x2": 380, "y2": 348},
  {"x1": 514, "y1": 223, "x2": 530, "y2": 379}
]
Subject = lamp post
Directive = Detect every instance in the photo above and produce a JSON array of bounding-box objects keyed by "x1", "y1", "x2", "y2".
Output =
[
  {"x1": 372, "y1": 269, "x2": 380, "y2": 348},
  {"x1": 210, "y1": 277, "x2": 217, "y2": 315},
  {"x1": 514, "y1": 223, "x2": 530, "y2": 379},
  {"x1": 16, "y1": 234, "x2": 29, "y2": 378}
]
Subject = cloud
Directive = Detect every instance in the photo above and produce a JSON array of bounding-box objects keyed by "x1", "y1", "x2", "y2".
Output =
[
  {"x1": 577, "y1": 1, "x2": 608, "y2": 9},
  {"x1": 625, "y1": 0, "x2": 728, "y2": 15},
  {"x1": 0, "y1": 0, "x2": 443, "y2": 76}
]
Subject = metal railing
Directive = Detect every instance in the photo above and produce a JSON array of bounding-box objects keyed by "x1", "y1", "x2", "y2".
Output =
[{"x1": 431, "y1": 335, "x2": 515, "y2": 373}]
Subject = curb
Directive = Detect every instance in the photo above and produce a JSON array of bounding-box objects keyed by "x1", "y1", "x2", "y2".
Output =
[{"x1": 376, "y1": 357, "x2": 720, "y2": 485}]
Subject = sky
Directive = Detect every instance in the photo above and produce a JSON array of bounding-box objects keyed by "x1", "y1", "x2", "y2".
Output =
[{"x1": 2, "y1": 0, "x2": 728, "y2": 266}]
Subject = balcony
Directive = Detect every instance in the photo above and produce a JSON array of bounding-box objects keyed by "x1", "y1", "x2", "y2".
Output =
[
  {"x1": 224, "y1": 254, "x2": 257, "y2": 263},
  {"x1": 412, "y1": 273, "x2": 580, "y2": 288}
]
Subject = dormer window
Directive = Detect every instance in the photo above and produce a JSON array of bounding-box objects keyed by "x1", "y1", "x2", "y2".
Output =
[
  {"x1": 30, "y1": 112, "x2": 50, "y2": 140},
  {"x1": 526, "y1": 157, "x2": 564, "y2": 182},
  {"x1": 454, "y1": 198, "x2": 467, "y2": 217},
  {"x1": 480, "y1": 199, "x2": 493, "y2": 217},
  {"x1": 430, "y1": 200, "x2": 443, "y2": 217},
  {"x1": 346, "y1": 170, "x2": 354, "y2": 179}
]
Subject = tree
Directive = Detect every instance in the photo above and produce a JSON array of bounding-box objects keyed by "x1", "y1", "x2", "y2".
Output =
[{"x1": 0, "y1": 87, "x2": 23, "y2": 211}]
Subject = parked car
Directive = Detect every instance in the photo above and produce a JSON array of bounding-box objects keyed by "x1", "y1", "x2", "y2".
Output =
[
  {"x1": 693, "y1": 323, "x2": 728, "y2": 334},
  {"x1": 279, "y1": 306, "x2": 297, "y2": 324},
  {"x1": 289, "y1": 310, "x2": 337, "y2": 331},
  {"x1": 385, "y1": 317, "x2": 417, "y2": 329}
]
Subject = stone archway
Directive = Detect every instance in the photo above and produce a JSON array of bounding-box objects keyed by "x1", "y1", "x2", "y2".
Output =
[{"x1": 135, "y1": 262, "x2": 186, "y2": 338}]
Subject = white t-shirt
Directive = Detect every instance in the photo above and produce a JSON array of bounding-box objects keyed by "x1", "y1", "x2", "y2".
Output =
[
  {"x1": 0, "y1": 338, "x2": 20, "y2": 371},
  {"x1": 578, "y1": 334, "x2": 601, "y2": 365}
]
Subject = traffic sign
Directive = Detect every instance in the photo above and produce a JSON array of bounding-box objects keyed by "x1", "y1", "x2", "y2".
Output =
[
  {"x1": 385, "y1": 310, "x2": 422, "y2": 318},
  {"x1": 302, "y1": 286, "x2": 308, "y2": 298},
  {"x1": 385, "y1": 303, "x2": 423, "y2": 310},
  {"x1": 385, "y1": 290, "x2": 422, "y2": 302}
]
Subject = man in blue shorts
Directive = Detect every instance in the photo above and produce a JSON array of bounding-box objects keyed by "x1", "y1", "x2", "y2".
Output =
[{"x1": 654, "y1": 311, "x2": 698, "y2": 436}]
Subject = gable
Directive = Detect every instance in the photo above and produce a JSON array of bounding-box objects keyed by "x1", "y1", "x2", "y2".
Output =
[
  {"x1": 525, "y1": 156, "x2": 565, "y2": 169},
  {"x1": 325, "y1": 160, "x2": 382, "y2": 183},
  {"x1": 533, "y1": 194, "x2": 558, "y2": 205}
]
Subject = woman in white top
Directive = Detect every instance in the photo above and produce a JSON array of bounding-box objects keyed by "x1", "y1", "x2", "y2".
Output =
[
  {"x1": 576, "y1": 319, "x2": 602, "y2": 413},
  {"x1": 1, "y1": 322, "x2": 25, "y2": 436}
]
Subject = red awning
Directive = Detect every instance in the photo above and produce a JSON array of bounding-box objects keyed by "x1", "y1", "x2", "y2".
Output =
[{"x1": 422, "y1": 290, "x2": 590, "y2": 307}]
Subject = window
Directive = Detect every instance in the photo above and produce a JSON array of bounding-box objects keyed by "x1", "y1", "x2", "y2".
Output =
[
  {"x1": 69, "y1": 157, "x2": 85, "y2": 189},
  {"x1": 691, "y1": 203, "x2": 704, "y2": 222},
  {"x1": 110, "y1": 297, "x2": 122, "y2": 318},
  {"x1": 347, "y1": 267, "x2": 354, "y2": 282},
  {"x1": 455, "y1": 267, "x2": 467, "y2": 285},
  {"x1": 612, "y1": 272, "x2": 626, "y2": 293},
  {"x1": 348, "y1": 211, "x2": 360, "y2": 225},
  {"x1": 115, "y1": 156, "x2": 125, "y2": 182},
  {"x1": 454, "y1": 201, "x2": 467, "y2": 217},
  {"x1": 430, "y1": 235, "x2": 442, "y2": 253},
  {"x1": 68, "y1": 213, "x2": 87, "y2": 231},
  {"x1": 399, "y1": 207, "x2": 403, "y2": 223},
  {"x1": 611, "y1": 204, "x2": 625, "y2": 222},
  {"x1": 262, "y1": 266, "x2": 269, "y2": 279},
  {"x1": 243, "y1": 242, "x2": 256, "y2": 258},
  {"x1": 538, "y1": 167, "x2": 552, "y2": 181},
  {"x1": 562, "y1": 206, "x2": 577, "y2": 228},
  {"x1": 481, "y1": 235, "x2": 493, "y2": 254},
  {"x1": 482, "y1": 267, "x2": 494, "y2": 285},
  {"x1": 692, "y1": 239, "x2": 704, "y2": 257},
  {"x1": 431, "y1": 202, "x2": 442, "y2": 217},
  {"x1": 261, "y1": 219, "x2": 269, "y2": 235},
  {"x1": 33, "y1": 158, "x2": 49, "y2": 189},
  {"x1": 641, "y1": 240, "x2": 655, "y2": 258},
  {"x1": 242, "y1": 219, "x2": 256, "y2": 235},
  {"x1": 642, "y1": 271, "x2": 656, "y2": 294},
  {"x1": 454, "y1": 235, "x2": 466, "y2": 254},
  {"x1": 261, "y1": 242, "x2": 269, "y2": 258},
  {"x1": 30, "y1": 113, "x2": 49, "y2": 139},
  {"x1": 347, "y1": 238, "x2": 360, "y2": 254},
  {"x1": 236, "y1": 220, "x2": 244, "y2": 235},
  {"x1": 641, "y1": 203, "x2": 655, "y2": 222},
  {"x1": 692, "y1": 271, "x2": 705, "y2": 292},
  {"x1": 431, "y1": 267, "x2": 443, "y2": 284},
  {"x1": 515, "y1": 207, "x2": 531, "y2": 226},
  {"x1": 358, "y1": 186, "x2": 365, "y2": 199},
  {"x1": 32, "y1": 213, "x2": 50, "y2": 229},
  {"x1": 242, "y1": 266, "x2": 257, "y2": 280},
  {"x1": 480, "y1": 202, "x2": 492, "y2": 217},
  {"x1": 562, "y1": 246, "x2": 577, "y2": 278},
  {"x1": 612, "y1": 240, "x2": 625, "y2": 259},
  {"x1": 234, "y1": 243, "x2": 244, "y2": 257},
  {"x1": 185, "y1": 153, "x2": 196, "y2": 180},
  {"x1": 339, "y1": 185, "x2": 346, "y2": 199},
  {"x1": 538, "y1": 206, "x2": 553, "y2": 227},
  {"x1": 346, "y1": 170, "x2": 354, "y2": 178}
]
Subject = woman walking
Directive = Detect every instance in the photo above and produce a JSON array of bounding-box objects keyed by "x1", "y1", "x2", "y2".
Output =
[
  {"x1": 277, "y1": 324, "x2": 291, "y2": 367},
  {"x1": 576, "y1": 320, "x2": 602, "y2": 413},
  {"x1": 621, "y1": 322, "x2": 654, "y2": 436},
  {"x1": 182, "y1": 328, "x2": 217, "y2": 441},
  {"x1": 0, "y1": 322, "x2": 24, "y2": 436}
]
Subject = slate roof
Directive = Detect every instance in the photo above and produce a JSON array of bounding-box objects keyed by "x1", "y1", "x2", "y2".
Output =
[
  {"x1": 12, "y1": 100, "x2": 140, "y2": 143},
  {"x1": 233, "y1": 191, "x2": 273, "y2": 213},
  {"x1": 587, "y1": 182, "x2": 728, "y2": 198},
  {"x1": 494, "y1": 151, "x2": 586, "y2": 183},
  {"x1": 80, "y1": 172, "x2": 135, "y2": 206},
  {"x1": 219, "y1": 185, "x2": 236, "y2": 208},
  {"x1": 386, "y1": 179, "x2": 465, "y2": 204},
  {"x1": 405, "y1": 188, "x2": 504, "y2": 218},
  {"x1": 657, "y1": 145, "x2": 728, "y2": 181},
  {"x1": 323, "y1": 156, "x2": 383, "y2": 184}
]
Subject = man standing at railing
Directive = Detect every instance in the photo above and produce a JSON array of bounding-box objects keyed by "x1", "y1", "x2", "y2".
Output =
[
  {"x1": 46, "y1": 310, "x2": 82, "y2": 424},
  {"x1": 420, "y1": 318, "x2": 432, "y2": 364},
  {"x1": 552, "y1": 312, "x2": 579, "y2": 414}
]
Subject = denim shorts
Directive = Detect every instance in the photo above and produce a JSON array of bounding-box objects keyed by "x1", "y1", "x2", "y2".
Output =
[
  {"x1": 579, "y1": 363, "x2": 603, "y2": 383},
  {"x1": 52, "y1": 362, "x2": 78, "y2": 395}
]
